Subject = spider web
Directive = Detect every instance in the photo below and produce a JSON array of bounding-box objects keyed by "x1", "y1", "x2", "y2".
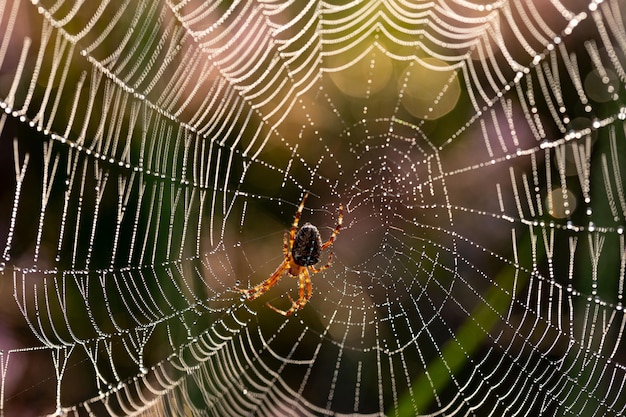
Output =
[{"x1": 0, "y1": 0, "x2": 625, "y2": 416}]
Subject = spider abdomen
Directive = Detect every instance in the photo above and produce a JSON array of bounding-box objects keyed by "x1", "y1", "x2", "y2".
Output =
[{"x1": 291, "y1": 223, "x2": 322, "y2": 266}]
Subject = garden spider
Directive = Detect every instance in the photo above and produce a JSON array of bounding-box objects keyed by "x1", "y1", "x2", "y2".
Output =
[{"x1": 236, "y1": 192, "x2": 343, "y2": 316}]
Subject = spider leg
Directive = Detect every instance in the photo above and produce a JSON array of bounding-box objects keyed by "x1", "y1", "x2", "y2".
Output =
[
  {"x1": 289, "y1": 192, "x2": 310, "y2": 250},
  {"x1": 320, "y1": 203, "x2": 343, "y2": 250},
  {"x1": 308, "y1": 252, "x2": 333, "y2": 274},
  {"x1": 237, "y1": 259, "x2": 289, "y2": 300},
  {"x1": 266, "y1": 296, "x2": 295, "y2": 316},
  {"x1": 267, "y1": 268, "x2": 310, "y2": 316},
  {"x1": 282, "y1": 232, "x2": 289, "y2": 256}
]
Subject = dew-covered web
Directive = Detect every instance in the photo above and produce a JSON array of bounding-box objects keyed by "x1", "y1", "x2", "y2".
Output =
[{"x1": 0, "y1": 0, "x2": 626, "y2": 416}]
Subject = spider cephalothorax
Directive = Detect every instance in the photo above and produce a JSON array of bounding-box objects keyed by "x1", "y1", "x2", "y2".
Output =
[{"x1": 236, "y1": 192, "x2": 343, "y2": 316}]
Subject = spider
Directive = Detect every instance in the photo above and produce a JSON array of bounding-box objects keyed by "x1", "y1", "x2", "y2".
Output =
[{"x1": 236, "y1": 192, "x2": 343, "y2": 316}]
